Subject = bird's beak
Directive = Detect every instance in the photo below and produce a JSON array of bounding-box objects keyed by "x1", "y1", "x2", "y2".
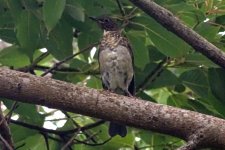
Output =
[{"x1": 89, "y1": 16, "x2": 98, "y2": 22}]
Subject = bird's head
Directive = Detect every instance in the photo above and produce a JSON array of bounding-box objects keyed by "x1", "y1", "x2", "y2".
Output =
[{"x1": 89, "y1": 16, "x2": 118, "y2": 31}]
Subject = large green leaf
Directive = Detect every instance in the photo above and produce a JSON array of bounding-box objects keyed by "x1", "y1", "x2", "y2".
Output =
[
  {"x1": 183, "y1": 53, "x2": 218, "y2": 68},
  {"x1": 4, "y1": 0, "x2": 22, "y2": 21},
  {"x1": 195, "y1": 22, "x2": 220, "y2": 42},
  {"x1": 3, "y1": 100, "x2": 44, "y2": 125},
  {"x1": 65, "y1": 0, "x2": 85, "y2": 22},
  {"x1": 127, "y1": 31, "x2": 149, "y2": 69},
  {"x1": 164, "y1": 2, "x2": 205, "y2": 27},
  {"x1": 180, "y1": 69, "x2": 210, "y2": 98},
  {"x1": 44, "y1": 20, "x2": 73, "y2": 60},
  {"x1": 132, "y1": 16, "x2": 189, "y2": 57},
  {"x1": 15, "y1": 134, "x2": 47, "y2": 150},
  {"x1": 10, "y1": 124, "x2": 37, "y2": 143},
  {"x1": 0, "y1": 24, "x2": 17, "y2": 43},
  {"x1": 0, "y1": 45, "x2": 30, "y2": 68},
  {"x1": 43, "y1": 0, "x2": 66, "y2": 32},
  {"x1": 139, "y1": 130, "x2": 183, "y2": 150},
  {"x1": 16, "y1": 10, "x2": 40, "y2": 57},
  {"x1": 76, "y1": 0, "x2": 116, "y2": 16},
  {"x1": 136, "y1": 63, "x2": 179, "y2": 90},
  {"x1": 208, "y1": 68, "x2": 225, "y2": 104}
]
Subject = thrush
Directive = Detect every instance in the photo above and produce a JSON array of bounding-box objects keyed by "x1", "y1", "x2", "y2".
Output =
[{"x1": 89, "y1": 16, "x2": 135, "y2": 137}]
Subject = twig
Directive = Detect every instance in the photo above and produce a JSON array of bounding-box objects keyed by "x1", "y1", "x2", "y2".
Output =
[
  {"x1": 10, "y1": 119, "x2": 105, "y2": 135},
  {"x1": 41, "y1": 132, "x2": 50, "y2": 150},
  {"x1": 33, "y1": 65, "x2": 99, "y2": 75},
  {"x1": 0, "y1": 135, "x2": 13, "y2": 150},
  {"x1": 41, "y1": 42, "x2": 98, "y2": 76},
  {"x1": 0, "y1": 103, "x2": 14, "y2": 150},
  {"x1": 46, "y1": 132, "x2": 110, "y2": 147},
  {"x1": 5, "y1": 101, "x2": 19, "y2": 123},
  {"x1": 15, "y1": 143, "x2": 26, "y2": 150},
  {"x1": 137, "y1": 57, "x2": 169, "y2": 93},
  {"x1": 16, "y1": 52, "x2": 49, "y2": 73},
  {"x1": 74, "y1": 137, "x2": 112, "y2": 146},
  {"x1": 31, "y1": 52, "x2": 50, "y2": 69},
  {"x1": 61, "y1": 128, "x2": 80, "y2": 150},
  {"x1": 116, "y1": 0, "x2": 126, "y2": 16},
  {"x1": 63, "y1": 112, "x2": 98, "y2": 143},
  {"x1": 60, "y1": 136, "x2": 73, "y2": 150}
]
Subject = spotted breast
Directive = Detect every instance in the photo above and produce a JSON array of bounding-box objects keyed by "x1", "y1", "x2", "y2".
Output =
[{"x1": 99, "y1": 31, "x2": 134, "y2": 95}]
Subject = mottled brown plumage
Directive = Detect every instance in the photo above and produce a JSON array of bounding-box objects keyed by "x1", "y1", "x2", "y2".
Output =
[{"x1": 90, "y1": 16, "x2": 135, "y2": 137}]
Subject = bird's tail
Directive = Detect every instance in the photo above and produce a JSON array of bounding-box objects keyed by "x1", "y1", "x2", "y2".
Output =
[{"x1": 108, "y1": 122, "x2": 127, "y2": 137}]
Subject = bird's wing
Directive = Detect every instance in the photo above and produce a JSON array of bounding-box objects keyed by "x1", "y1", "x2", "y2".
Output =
[{"x1": 119, "y1": 37, "x2": 135, "y2": 96}]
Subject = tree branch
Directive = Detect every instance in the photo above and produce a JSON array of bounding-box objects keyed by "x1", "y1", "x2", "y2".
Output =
[
  {"x1": 41, "y1": 42, "x2": 98, "y2": 76},
  {"x1": 0, "y1": 68, "x2": 225, "y2": 149},
  {"x1": 129, "y1": 0, "x2": 225, "y2": 69}
]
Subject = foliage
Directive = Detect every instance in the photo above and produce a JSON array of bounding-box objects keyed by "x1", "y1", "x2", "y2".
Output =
[{"x1": 0, "y1": 0, "x2": 225, "y2": 149}]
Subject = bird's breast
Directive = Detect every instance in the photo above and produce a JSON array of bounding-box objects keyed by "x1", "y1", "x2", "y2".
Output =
[{"x1": 99, "y1": 45, "x2": 133, "y2": 91}]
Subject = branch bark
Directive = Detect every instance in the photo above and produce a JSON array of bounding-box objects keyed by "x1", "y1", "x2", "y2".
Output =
[
  {"x1": 129, "y1": 0, "x2": 225, "y2": 69},
  {"x1": 0, "y1": 68, "x2": 225, "y2": 149}
]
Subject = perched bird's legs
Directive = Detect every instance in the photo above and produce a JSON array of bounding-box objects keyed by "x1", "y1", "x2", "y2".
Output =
[{"x1": 124, "y1": 90, "x2": 133, "y2": 97}]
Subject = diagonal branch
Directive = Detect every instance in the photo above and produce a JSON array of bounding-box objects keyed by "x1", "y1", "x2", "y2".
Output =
[
  {"x1": 41, "y1": 42, "x2": 98, "y2": 76},
  {"x1": 0, "y1": 68, "x2": 225, "y2": 149},
  {"x1": 129, "y1": 0, "x2": 225, "y2": 69}
]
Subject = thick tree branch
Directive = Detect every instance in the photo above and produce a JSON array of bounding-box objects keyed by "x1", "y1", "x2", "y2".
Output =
[
  {"x1": 129, "y1": 0, "x2": 225, "y2": 69},
  {"x1": 0, "y1": 68, "x2": 225, "y2": 149}
]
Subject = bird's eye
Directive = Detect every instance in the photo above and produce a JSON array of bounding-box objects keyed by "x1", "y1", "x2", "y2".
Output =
[{"x1": 104, "y1": 19, "x2": 109, "y2": 22}]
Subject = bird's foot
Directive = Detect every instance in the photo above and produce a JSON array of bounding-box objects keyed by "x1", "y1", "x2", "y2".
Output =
[{"x1": 124, "y1": 90, "x2": 133, "y2": 97}]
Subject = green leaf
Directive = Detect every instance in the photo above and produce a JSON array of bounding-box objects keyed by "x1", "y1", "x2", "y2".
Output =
[
  {"x1": 180, "y1": 69, "x2": 209, "y2": 98},
  {"x1": 139, "y1": 130, "x2": 183, "y2": 150},
  {"x1": 195, "y1": 22, "x2": 220, "y2": 42},
  {"x1": 132, "y1": 16, "x2": 189, "y2": 57},
  {"x1": 43, "y1": 0, "x2": 66, "y2": 32},
  {"x1": 148, "y1": 45, "x2": 165, "y2": 62},
  {"x1": 10, "y1": 124, "x2": 38, "y2": 143},
  {"x1": 208, "y1": 68, "x2": 225, "y2": 104},
  {"x1": 0, "y1": 24, "x2": 17, "y2": 43},
  {"x1": 86, "y1": 76, "x2": 102, "y2": 89},
  {"x1": 127, "y1": 31, "x2": 149, "y2": 69},
  {"x1": 0, "y1": 45, "x2": 30, "y2": 68},
  {"x1": 183, "y1": 53, "x2": 218, "y2": 68},
  {"x1": 136, "y1": 63, "x2": 179, "y2": 89},
  {"x1": 78, "y1": 30, "x2": 100, "y2": 60},
  {"x1": 215, "y1": 15, "x2": 225, "y2": 25},
  {"x1": 78, "y1": 31, "x2": 101, "y2": 49},
  {"x1": 4, "y1": 0, "x2": 22, "y2": 21},
  {"x1": 3, "y1": 100, "x2": 44, "y2": 125},
  {"x1": 76, "y1": 0, "x2": 116, "y2": 16},
  {"x1": 164, "y1": 2, "x2": 205, "y2": 27},
  {"x1": 16, "y1": 134, "x2": 46, "y2": 150},
  {"x1": 149, "y1": 69, "x2": 179, "y2": 89},
  {"x1": 16, "y1": 10, "x2": 40, "y2": 57},
  {"x1": 44, "y1": 20, "x2": 73, "y2": 60},
  {"x1": 65, "y1": 0, "x2": 85, "y2": 22}
]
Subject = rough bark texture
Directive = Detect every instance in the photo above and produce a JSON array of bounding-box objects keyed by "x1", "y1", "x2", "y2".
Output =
[
  {"x1": 0, "y1": 68, "x2": 225, "y2": 149},
  {"x1": 129, "y1": 0, "x2": 225, "y2": 69}
]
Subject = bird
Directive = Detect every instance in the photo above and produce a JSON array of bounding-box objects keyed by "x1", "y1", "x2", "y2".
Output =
[{"x1": 89, "y1": 16, "x2": 135, "y2": 137}]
